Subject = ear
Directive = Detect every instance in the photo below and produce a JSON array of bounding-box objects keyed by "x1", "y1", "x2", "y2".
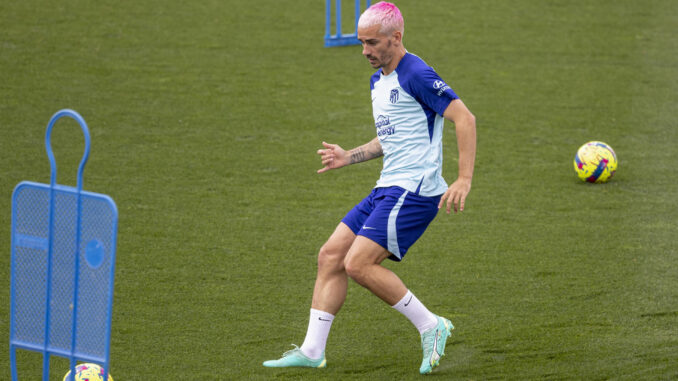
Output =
[{"x1": 392, "y1": 30, "x2": 403, "y2": 45}]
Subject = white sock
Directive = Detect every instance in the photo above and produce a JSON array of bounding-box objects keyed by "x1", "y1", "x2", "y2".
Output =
[
  {"x1": 300, "y1": 308, "x2": 335, "y2": 359},
  {"x1": 392, "y1": 290, "x2": 438, "y2": 334}
]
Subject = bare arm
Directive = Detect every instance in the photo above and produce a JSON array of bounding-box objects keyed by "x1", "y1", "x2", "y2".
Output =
[
  {"x1": 439, "y1": 98, "x2": 476, "y2": 213},
  {"x1": 348, "y1": 137, "x2": 383, "y2": 164},
  {"x1": 317, "y1": 137, "x2": 383, "y2": 173}
]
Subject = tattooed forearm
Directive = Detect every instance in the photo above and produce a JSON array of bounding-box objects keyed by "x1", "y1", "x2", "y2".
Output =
[
  {"x1": 349, "y1": 138, "x2": 383, "y2": 164},
  {"x1": 350, "y1": 148, "x2": 366, "y2": 164}
]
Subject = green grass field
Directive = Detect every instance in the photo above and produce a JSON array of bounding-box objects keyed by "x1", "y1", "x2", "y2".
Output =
[{"x1": 1, "y1": 0, "x2": 677, "y2": 379}]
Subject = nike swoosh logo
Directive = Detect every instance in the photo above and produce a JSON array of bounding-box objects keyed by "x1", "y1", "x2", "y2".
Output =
[
  {"x1": 318, "y1": 317, "x2": 332, "y2": 322},
  {"x1": 362, "y1": 226, "x2": 376, "y2": 230},
  {"x1": 404, "y1": 295, "x2": 413, "y2": 307}
]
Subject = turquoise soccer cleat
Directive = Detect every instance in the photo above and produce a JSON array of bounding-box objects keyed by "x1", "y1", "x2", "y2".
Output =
[
  {"x1": 419, "y1": 316, "x2": 453, "y2": 375},
  {"x1": 263, "y1": 345, "x2": 327, "y2": 368}
]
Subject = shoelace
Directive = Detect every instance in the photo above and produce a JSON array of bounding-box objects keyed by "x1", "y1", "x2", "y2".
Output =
[{"x1": 282, "y1": 344, "x2": 302, "y2": 357}]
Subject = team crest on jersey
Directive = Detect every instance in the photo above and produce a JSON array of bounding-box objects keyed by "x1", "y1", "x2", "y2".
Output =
[{"x1": 389, "y1": 89, "x2": 399, "y2": 104}]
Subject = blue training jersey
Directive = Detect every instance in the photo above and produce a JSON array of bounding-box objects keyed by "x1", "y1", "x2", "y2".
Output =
[{"x1": 370, "y1": 52, "x2": 458, "y2": 197}]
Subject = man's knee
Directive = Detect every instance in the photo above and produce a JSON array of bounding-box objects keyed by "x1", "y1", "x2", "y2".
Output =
[
  {"x1": 344, "y1": 254, "x2": 367, "y2": 283},
  {"x1": 317, "y1": 243, "x2": 347, "y2": 272},
  {"x1": 343, "y1": 257, "x2": 359, "y2": 281}
]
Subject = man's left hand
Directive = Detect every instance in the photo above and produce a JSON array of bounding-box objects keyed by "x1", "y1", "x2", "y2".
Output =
[{"x1": 438, "y1": 177, "x2": 472, "y2": 214}]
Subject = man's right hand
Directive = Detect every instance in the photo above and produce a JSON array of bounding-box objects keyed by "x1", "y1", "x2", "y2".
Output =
[{"x1": 317, "y1": 141, "x2": 349, "y2": 173}]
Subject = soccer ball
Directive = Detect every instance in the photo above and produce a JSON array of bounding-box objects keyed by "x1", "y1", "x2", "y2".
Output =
[
  {"x1": 63, "y1": 363, "x2": 113, "y2": 381},
  {"x1": 573, "y1": 141, "x2": 617, "y2": 183}
]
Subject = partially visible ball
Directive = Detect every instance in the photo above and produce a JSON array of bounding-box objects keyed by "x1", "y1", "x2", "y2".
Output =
[{"x1": 63, "y1": 363, "x2": 113, "y2": 381}]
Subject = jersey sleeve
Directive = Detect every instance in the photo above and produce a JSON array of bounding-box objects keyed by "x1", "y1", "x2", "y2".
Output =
[{"x1": 407, "y1": 68, "x2": 459, "y2": 116}]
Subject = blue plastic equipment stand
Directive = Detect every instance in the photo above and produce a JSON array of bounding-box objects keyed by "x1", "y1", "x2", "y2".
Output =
[
  {"x1": 9, "y1": 109, "x2": 118, "y2": 381},
  {"x1": 324, "y1": 0, "x2": 372, "y2": 47}
]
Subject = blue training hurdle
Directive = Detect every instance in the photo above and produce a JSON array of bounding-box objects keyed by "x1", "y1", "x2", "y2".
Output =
[{"x1": 324, "y1": 0, "x2": 372, "y2": 47}]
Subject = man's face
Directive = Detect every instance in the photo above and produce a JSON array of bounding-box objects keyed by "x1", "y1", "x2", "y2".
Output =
[{"x1": 357, "y1": 24, "x2": 399, "y2": 70}]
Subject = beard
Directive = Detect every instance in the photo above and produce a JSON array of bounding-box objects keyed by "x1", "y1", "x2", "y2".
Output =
[{"x1": 368, "y1": 41, "x2": 394, "y2": 69}]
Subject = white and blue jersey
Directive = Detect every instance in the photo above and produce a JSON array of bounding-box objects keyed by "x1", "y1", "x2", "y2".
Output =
[
  {"x1": 340, "y1": 53, "x2": 460, "y2": 260},
  {"x1": 370, "y1": 52, "x2": 458, "y2": 197}
]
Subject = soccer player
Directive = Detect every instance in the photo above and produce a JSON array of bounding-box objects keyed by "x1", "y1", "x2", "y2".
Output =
[{"x1": 263, "y1": 1, "x2": 476, "y2": 375}]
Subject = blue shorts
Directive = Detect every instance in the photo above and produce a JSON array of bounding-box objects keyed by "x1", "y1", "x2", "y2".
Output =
[{"x1": 341, "y1": 186, "x2": 441, "y2": 261}]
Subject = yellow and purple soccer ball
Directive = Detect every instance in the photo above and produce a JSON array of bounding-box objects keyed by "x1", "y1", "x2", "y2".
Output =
[
  {"x1": 63, "y1": 363, "x2": 113, "y2": 381},
  {"x1": 573, "y1": 141, "x2": 617, "y2": 183}
]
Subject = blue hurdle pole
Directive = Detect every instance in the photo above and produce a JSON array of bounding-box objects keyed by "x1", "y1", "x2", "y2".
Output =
[
  {"x1": 354, "y1": 0, "x2": 360, "y2": 33},
  {"x1": 325, "y1": 0, "x2": 331, "y2": 40},
  {"x1": 335, "y1": 0, "x2": 342, "y2": 37}
]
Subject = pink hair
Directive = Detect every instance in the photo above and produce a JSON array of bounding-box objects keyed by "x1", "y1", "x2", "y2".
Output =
[{"x1": 358, "y1": 2, "x2": 404, "y2": 35}]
